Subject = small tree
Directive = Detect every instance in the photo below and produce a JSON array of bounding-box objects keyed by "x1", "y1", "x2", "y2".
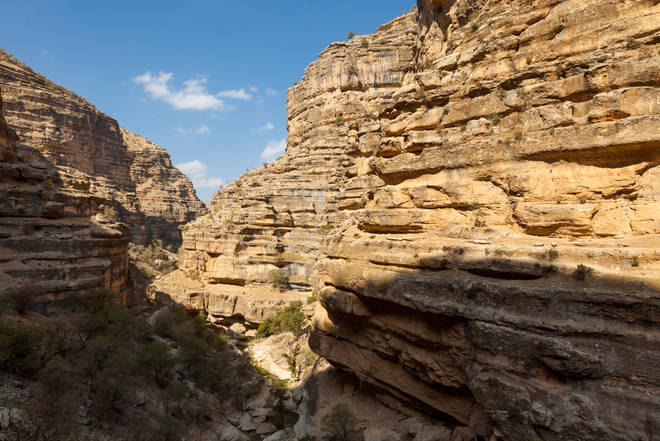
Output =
[
  {"x1": 347, "y1": 31, "x2": 356, "y2": 40},
  {"x1": 321, "y1": 404, "x2": 363, "y2": 441},
  {"x1": 268, "y1": 269, "x2": 289, "y2": 292}
]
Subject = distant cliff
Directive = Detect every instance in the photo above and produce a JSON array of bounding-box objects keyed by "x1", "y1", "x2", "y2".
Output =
[
  {"x1": 176, "y1": 0, "x2": 660, "y2": 439},
  {"x1": 0, "y1": 48, "x2": 206, "y2": 248}
]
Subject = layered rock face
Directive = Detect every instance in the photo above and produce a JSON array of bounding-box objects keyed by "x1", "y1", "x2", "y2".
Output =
[
  {"x1": 177, "y1": 0, "x2": 659, "y2": 438},
  {"x1": 121, "y1": 128, "x2": 206, "y2": 246},
  {"x1": 175, "y1": 1, "x2": 660, "y2": 439},
  {"x1": 0, "y1": 49, "x2": 206, "y2": 248},
  {"x1": 157, "y1": 13, "x2": 418, "y2": 322},
  {"x1": 310, "y1": 1, "x2": 660, "y2": 440},
  {"x1": 0, "y1": 88, "x2": 129, "y2": 298}
]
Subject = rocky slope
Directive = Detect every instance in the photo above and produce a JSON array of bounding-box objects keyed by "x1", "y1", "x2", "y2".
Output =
[
  {"x1": 0, "y1": 48, "x2": 206, "y2": 249},
  {"x1": 180, "y1": 0, "x2": 660, "y2": 439},
  {"x1": 0, "y1": 87, "x2": 129, "y2": 299}
]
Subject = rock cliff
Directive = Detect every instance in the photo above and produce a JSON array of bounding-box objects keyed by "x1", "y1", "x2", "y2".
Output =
[
  {"x1": 0, "y1": 48, "x2": 206, "y2": 249},
  {"x1": 0, "y1": 87, "x2": 129, "y2": 299},
  {"x1": 310, "y1": 1, "x2": 660, "y2": 440},
  {"x1": 180, "y1": 0, "x2": 660, "y2": 439},
  {"x1": 152, "y1": 11, "x2": 420, "y2": 322}
]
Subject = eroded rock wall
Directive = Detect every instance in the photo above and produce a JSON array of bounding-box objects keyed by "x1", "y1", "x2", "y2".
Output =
[
  {"x1": 0, "y1": 88, "x2": 129, "y2": 299},
  {"x1": 311, "y1": 0, "x2": 660, "y2": 440},
  {"x1": 175, "y1": 1, "x2": 660, "y2": 438},
  {"x1": 0, "y1": 49, "x2": 206, "y2": 248},
  {"x1": 160, "y1": 13, "x2": 418, "y2": 322}
]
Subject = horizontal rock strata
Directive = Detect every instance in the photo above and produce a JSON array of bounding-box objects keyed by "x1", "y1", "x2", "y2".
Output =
[
  {"x1": 0, "y1": 88, "x2": 129, "y2": 299},
  {"x1": 167, "y1": 13, "x2": 419, "y2": 321},
  {"x1": 0, "y1": 49, "x2": 206, "y2": 248},
  {"x1": 311, "y1": 0, "x2": 660, "y2": 440},
  {"x1": 177, "y1": 0, "x2": 660, "y2": 438}
]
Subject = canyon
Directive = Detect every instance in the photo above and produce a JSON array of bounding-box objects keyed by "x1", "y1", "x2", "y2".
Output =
[
  {"x1": 175, "y1": 0, "x2": 660, "y2": 440},
  {"x1": 1, "y1": 0, "x2": 659, "y2": 440},
  {"x1": 0, "y1": 48, "x2": 206, "y2": 251},
  {"x1": 0, "y1": 48, "x2": 206, "y2": 299}
]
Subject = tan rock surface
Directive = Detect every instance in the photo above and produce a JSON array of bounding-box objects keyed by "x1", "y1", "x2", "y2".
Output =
[
  {"x1": 310, "y1": 1, "x2": 660, "y2": 440},
  {"x1": 0, "y1": 48, "x2": 206, "y2": 248},
  {"x1": 0, "y1": 88, "x2": 129, "y2": 299},
  {"x1": 178, "y1": 1, "x2": 660, "y2": 439},
  {"x1": 174, "y1": 11, "x2": 418, "y2": 320}
]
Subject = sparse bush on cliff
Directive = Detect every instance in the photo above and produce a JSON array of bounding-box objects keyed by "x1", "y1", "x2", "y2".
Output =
[
  {"x1": 130, "y1": 240, "x2": 177, "y2": 274},
  {"x1": 347, "y1": 31, "x2": 356, "y2": 40},
  {"x1": 269, "y1": 268, "x2": 289, "y2": 291},
  {"x1": 9, "y1": 290, "x2": 36, "y2": 314},
  {"x1": 321, "y1": 403, "x2": 363, "y2": 441},
  {"x1": 575, "y1": 264, "x2": 594, "y2": 280},
  {"x1": 257, "y1": 301, "x2": 305, "y2": 338}
]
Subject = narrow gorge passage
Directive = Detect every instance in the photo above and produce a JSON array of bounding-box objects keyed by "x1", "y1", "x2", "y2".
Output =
[{"x1": 2, "y1": 0, "x2": 660, "y2": 440}]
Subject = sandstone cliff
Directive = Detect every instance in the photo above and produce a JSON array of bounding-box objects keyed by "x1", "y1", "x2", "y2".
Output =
[
  {"x1": 310, "y1": 1, "x2": 660, "y2": 440},
  {"x1": 179, "y1": 1, "x2": 660, "y2": 439},
  {"x1": 151, "y1": 12, "x2": 420, "y2": 323},
  {"x1": 0, "y1": 48, "x2": 206, "y2": 248},
  {"x1": 0, "y1": 87, "x2": 129, "y2": 299}
]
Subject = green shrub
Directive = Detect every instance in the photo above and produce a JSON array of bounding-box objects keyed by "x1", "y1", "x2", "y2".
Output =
[
  {"x1": 575, "y1": 264, "x2": 594, "y2": 280},
  {"x1": 304, "y1": 350, "x2": 319, "y2": 367},
  {"x1": 546, "y1": 249, "x2": 559, "y2": 262},
  {"x1": 257, "y1": 301, "x2": 305, "y2": 338},
  {"x1": 0, "y1": 320, "x2": 51, "y2": 376},
  {"x1": 269, "y1": 269, "x2": 289, "y2": 291},
  {"x1": 137, "y1": 341, "x2": 176, "y2": 380},
  {"x1": 632, "y1": 256, "x2": 640, "y2": 267},
  {"x1": 10, "y1": 291, "x2": 35, "y2": 314},
  {"x1": 347, "y1": 31, "x2": 356, "y2": 40}
]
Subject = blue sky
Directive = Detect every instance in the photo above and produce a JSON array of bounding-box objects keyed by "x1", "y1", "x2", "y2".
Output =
[{"x1": 0, "y1": 0, "x2": 414, "y2": 200}]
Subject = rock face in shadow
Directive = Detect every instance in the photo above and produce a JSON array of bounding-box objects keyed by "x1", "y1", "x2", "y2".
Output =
[
  {"x1": 0, "y1": 48, "x2": 206, "y2": 248},
  {"x1": 0, "y1": 87, "x2": 129, "y2": 298},
  {"x1": 177, "y1": 0, "x2": 660, "y2": 439}
]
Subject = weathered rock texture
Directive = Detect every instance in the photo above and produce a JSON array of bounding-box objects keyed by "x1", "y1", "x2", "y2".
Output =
[
  {"x1": 0, "y1": 87, "x2": 129, "y2": 298},
  {"x1": 0, "y1": 49, "x2": 206, "y2": 248},
  {"x1": 182, "y1": 0, "x2": 660, "y2": 439},
  {"x1": 154, "y1": 12, "x2": 419, "y2": 321},
  {"x1": 309, "y1": 1, "x2": 660, "y2": 440}
]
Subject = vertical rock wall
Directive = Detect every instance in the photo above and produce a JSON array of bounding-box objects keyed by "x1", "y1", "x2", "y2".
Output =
[
  {"x1": 176, "y1": 1, "x2": 660, "y2": 439},
  {"x1": 156, "y1": 13, "x2": 418, "y2": 323},
  {"x1": 0, "y1": 87, "x2": 129, "y2": 298},
  {"x1": 311, "y1": 0, "x2": 660, "y2": 439},
  {"x1": 0, "y1": 49, "x2": 206, "y2": 249}
]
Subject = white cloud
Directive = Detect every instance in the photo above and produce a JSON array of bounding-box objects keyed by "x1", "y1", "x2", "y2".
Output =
[
  {"x1": 134, "y1": 71, "x2": 229, "y2": 111},
  {"x1": 256, "y1": 122, "x2": 274, "y2": 133},
  {"x1": 174, "y1": 125, "x2": 211, "y2": 135},
  {"x1": 260, "y1": 139, "x2": 286, "y2": 160},
  {"x1": 265, "y1": 88, "x2": 278, "y2": 96},
  {"x1": 176, "y1": 160, "x2": 224, "y2": 189},
  {"x1": 217, "y1": 88, "x2": 252, "y2": 100},
  {"x1": 249, "y1": 86, "x2": 259, "y2": 92},
  {"x1": 196, "y1": 125, "x2": 210, "y2": 134}
]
